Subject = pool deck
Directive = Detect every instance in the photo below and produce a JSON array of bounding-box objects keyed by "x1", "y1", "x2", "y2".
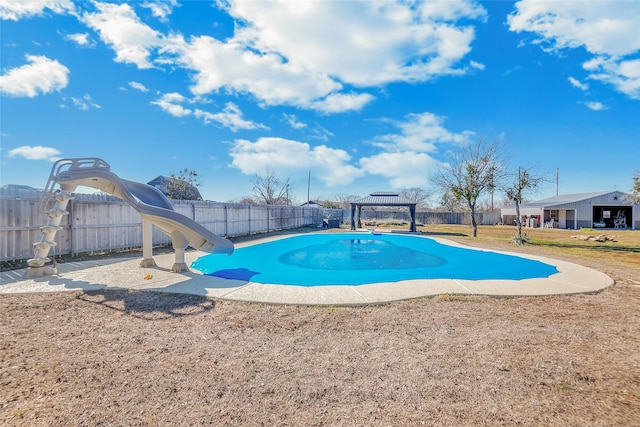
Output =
[{"x1": 0, "y1": 234, "x2": 614, "y2": 306}]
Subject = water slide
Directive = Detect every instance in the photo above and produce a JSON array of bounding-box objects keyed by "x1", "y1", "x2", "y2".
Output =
[{"x1": 25, "y1": 158, "x2": 233, "y2": 278}]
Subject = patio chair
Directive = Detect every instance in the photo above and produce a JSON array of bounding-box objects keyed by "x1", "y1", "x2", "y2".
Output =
[{"x1": 614, "y1": 212, "x2": 626, "y2": 229}]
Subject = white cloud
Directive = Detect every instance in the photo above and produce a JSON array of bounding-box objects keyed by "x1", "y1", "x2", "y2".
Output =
[
  {"x1": 416, "y1": 0, "x2": 488, "y2": 22},
  {"x1": 82, "y1": 1, "x2": 163, "y2": 69},
  {"x1": 194, "y1": 103, "x2": 268, "y2": 132},
  {"x1": 583, "y1": 57, "x2": 640, "y2": 100},
  {"x1": 0, "y1": 0, "x2": 75, "y2": 20},
  {"x1": 39, "y1": 0, "x2": 487, "y2": 113},
  {"x1": 282, "y1": 114, "x2": 307, "y2": 130},
  {"x1": 162, "y1": 33, "x2": 342, "y2": 107},
  {"x1": 470, "y1": 60, "x2": 485, "y2": 70},
  {"x1": 141, "y1": 0, "x2": 178, "y2": 22},
  {"x1": 128, "y1": 81, "x2": 148, "y2": 92},
  {"x1": 71, "y1": 93, "x2": 101, "y2": 110},
  {"x1": 508, "y1": 1, "x2": 640, "y2": 99},
  {"x1": 226, "y1": 0, "x2": 486, "y2": 86},
  {"x1": 508, "y1": 1, "x2": 640, "y2": 56},
  {"x1": 160, "y1": 92, "x2": 186, "y2": 103},
  {"x1": 568, "y1": 76, "x2": 588, "y2": 91},
  {"x1": 359, "y1": 152, "x2": 438, "y2": 188},
  {"x1": 355, "y1": 111, "x2": 474, "y2": 188},
  {"x1": 156, "y1": 0, "x2": 485, "y2": 111},
  {"x1": 64, "y1": 32, "x2": 94, "y2": 47},
  {"x1": 307, "y1": 125, "x2": 334, "y2": 142},
  {"x1": 371, "y1": 112, "x2": 473, "y2": 153},
  {"x1": 582, "y1": 101, "x2": 607, "y2": 111},
  {"x1": 150, "y1": 92, "x2": 191, "y2": 117},
  {"x1": 311, "y1": 92, "x2": 375, "y2": 114},
  {"x1": 0, "y1": 54, "x2": 69, "y2": 97},
  {"x1": 230, "y1": 137, "x2": 363, "y2": 186},
  {"x1": 229, "y1": 111, "x2": 472, "y2": 189},
  {"x1": 7, "y1": 145, "x2": 61, "y2": 161},
  {"x1": 150, "y1": 94, "x2": 268, "y2": 130}
]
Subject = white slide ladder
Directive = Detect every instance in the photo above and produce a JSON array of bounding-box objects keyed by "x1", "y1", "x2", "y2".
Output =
[{"x1": 24, "y1": 161, "x2": 80, "y2": 278}]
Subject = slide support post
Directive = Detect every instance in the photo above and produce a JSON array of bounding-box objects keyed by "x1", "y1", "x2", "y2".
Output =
[
  {"x1": 170, "y1": 230, "x2": 189, "y2": 273},
  {"x1": 139, "y1": 218, "x2": 157, "y2": 268}
]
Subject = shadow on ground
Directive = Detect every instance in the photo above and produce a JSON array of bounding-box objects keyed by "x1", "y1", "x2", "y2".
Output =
[{"x1": 76, "y1": 288, "x2": 216, "y2": 320}]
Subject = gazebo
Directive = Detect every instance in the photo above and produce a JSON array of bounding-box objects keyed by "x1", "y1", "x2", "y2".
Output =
[{"x1": 350, "y1": 192, "x2": 417, "y2": 232}]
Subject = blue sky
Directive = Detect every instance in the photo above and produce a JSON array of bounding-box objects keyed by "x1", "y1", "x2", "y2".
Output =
[{"x1": 1, "y1": 0, "x2": 639, "y2": 204}]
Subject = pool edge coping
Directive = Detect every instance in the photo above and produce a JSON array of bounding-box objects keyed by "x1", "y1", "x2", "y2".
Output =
[{"x1": 0, "y1": 232, "x2": 615, "y2": 305}]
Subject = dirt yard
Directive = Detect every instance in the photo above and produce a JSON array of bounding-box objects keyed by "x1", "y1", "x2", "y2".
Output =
[{"x1": 1, "y1": 227, "x2": 639, "y2": 426}]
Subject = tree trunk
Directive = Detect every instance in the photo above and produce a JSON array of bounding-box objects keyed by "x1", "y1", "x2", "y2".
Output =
[
  {"x1": 470, "y1": 207, "x2": 478, "y2": 237},
  {"x1": 515, "y1": 199, "x2": 522, "y2": 241}
]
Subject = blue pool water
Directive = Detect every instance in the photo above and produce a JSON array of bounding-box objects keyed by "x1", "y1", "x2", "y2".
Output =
[{"x1": 191, "y1": 233, "x2": 558, "y2": 286}]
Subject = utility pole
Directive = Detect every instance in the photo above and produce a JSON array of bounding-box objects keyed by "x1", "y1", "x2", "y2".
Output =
[{"x1": 307, "y1": 170, "x2": 311, "y2": 207}]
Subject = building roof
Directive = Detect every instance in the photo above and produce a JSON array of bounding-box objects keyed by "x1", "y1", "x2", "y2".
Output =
[
  {"x1": 1, "y1": 183, "x2": 39, "y2": 191},
  {"x1": 518, "y1": 191, "x2": 632, "y2": 208},
  {"x1": 352, "y1": 192, "x2": 416, "y2": 206}
]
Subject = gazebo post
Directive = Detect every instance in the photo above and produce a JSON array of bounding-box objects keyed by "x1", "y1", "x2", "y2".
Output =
[
  {"x1": 350, "y1": 204, "x2": 356, "y2": 230},
  {"x1": 409, "y1": 205, "x2": 416, "y2": 232}
]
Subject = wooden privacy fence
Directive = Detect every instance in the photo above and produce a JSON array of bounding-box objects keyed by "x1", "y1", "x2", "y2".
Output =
[
  {"x1": 1, "y1": 188, "x2": 501, "y2": 262},
  {"x1": 0, "y1": 189, "x2": 332, "y2": 262},
  {"x1": 356, "y1": 209, "x2": 501, "y2": 226}
]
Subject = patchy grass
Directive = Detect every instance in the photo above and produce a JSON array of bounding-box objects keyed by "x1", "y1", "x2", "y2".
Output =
[
  {"x1": 416, "y1": 224, "x2": 640, "y2": 272},
  {"x1": 432, "y1": 294, "x2": 487, "y2": 302}
]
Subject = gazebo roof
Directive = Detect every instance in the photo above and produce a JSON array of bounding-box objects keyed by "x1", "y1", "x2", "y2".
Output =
[{"x1": 352, "y1": 192, "x2": 416, "y2": 206}]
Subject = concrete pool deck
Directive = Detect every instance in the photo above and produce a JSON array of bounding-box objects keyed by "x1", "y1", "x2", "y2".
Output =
[{"x1": 0, "y1": 235, "x2": 614, "y2": 305}]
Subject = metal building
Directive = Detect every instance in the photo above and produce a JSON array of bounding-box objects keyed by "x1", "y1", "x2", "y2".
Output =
[{"x1": 501, "y1": 191, "x2": 638, "y2": 230}]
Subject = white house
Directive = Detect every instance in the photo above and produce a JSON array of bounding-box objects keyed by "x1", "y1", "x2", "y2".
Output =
[{"x1": 501, "y1": 191, "x2": 638, "y2": 230}]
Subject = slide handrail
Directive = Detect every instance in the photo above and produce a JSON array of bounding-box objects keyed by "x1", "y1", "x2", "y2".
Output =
[{"x1": 40, "y1": 158, "x2": 111, "y2": 213}]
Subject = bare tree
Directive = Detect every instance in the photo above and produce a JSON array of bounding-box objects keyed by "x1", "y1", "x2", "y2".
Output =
[
  {"x1": 320, "y1": 199, "x2": 342, "y2": 209},
  {"x1": 504, "y1": 166, "x2": 546, "y2": 245},
  {"x1": 633, "y1": 171, "x2": 640, "y2": 203},
  {"x1": 251, "y1": 169, "x2": 293, "y2": 205},
  {"x1": 431, "y1": 138, "x2": 505, "y2": 237},
  {"x1": 439, "y1": 190, "x2": 467, "y2": 212},
  {"x1": 235, "y1": 196, "x2": 256, "y2": 204},
  {"x1": 399, "y1": 187, "x2": 431, "y2": 210},
  {"x1": 332, "y1": 193, "x2": 361, "y2": 210}
]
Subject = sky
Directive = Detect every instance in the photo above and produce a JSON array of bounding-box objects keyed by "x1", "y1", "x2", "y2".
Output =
[{"x1": 1, "y1": 0, "x2": 639, "y2": 205}]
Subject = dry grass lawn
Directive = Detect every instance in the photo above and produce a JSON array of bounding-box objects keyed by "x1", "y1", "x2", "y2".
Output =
[{"x1": 1, "y1": 225, "x2": 639, "y2": 426}]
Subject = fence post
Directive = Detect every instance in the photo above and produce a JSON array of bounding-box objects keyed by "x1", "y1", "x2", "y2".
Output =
[
  {"x1": 69, "y1": 199, "x2": 75, "y2": 257},
  {"x1": 224, "y1": 205, "x2": 228, "y2": 237}
]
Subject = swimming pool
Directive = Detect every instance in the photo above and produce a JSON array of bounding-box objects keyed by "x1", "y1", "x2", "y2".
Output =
[{"x1": 191, "y1": 233, "x2": 559, "y2": 287}]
